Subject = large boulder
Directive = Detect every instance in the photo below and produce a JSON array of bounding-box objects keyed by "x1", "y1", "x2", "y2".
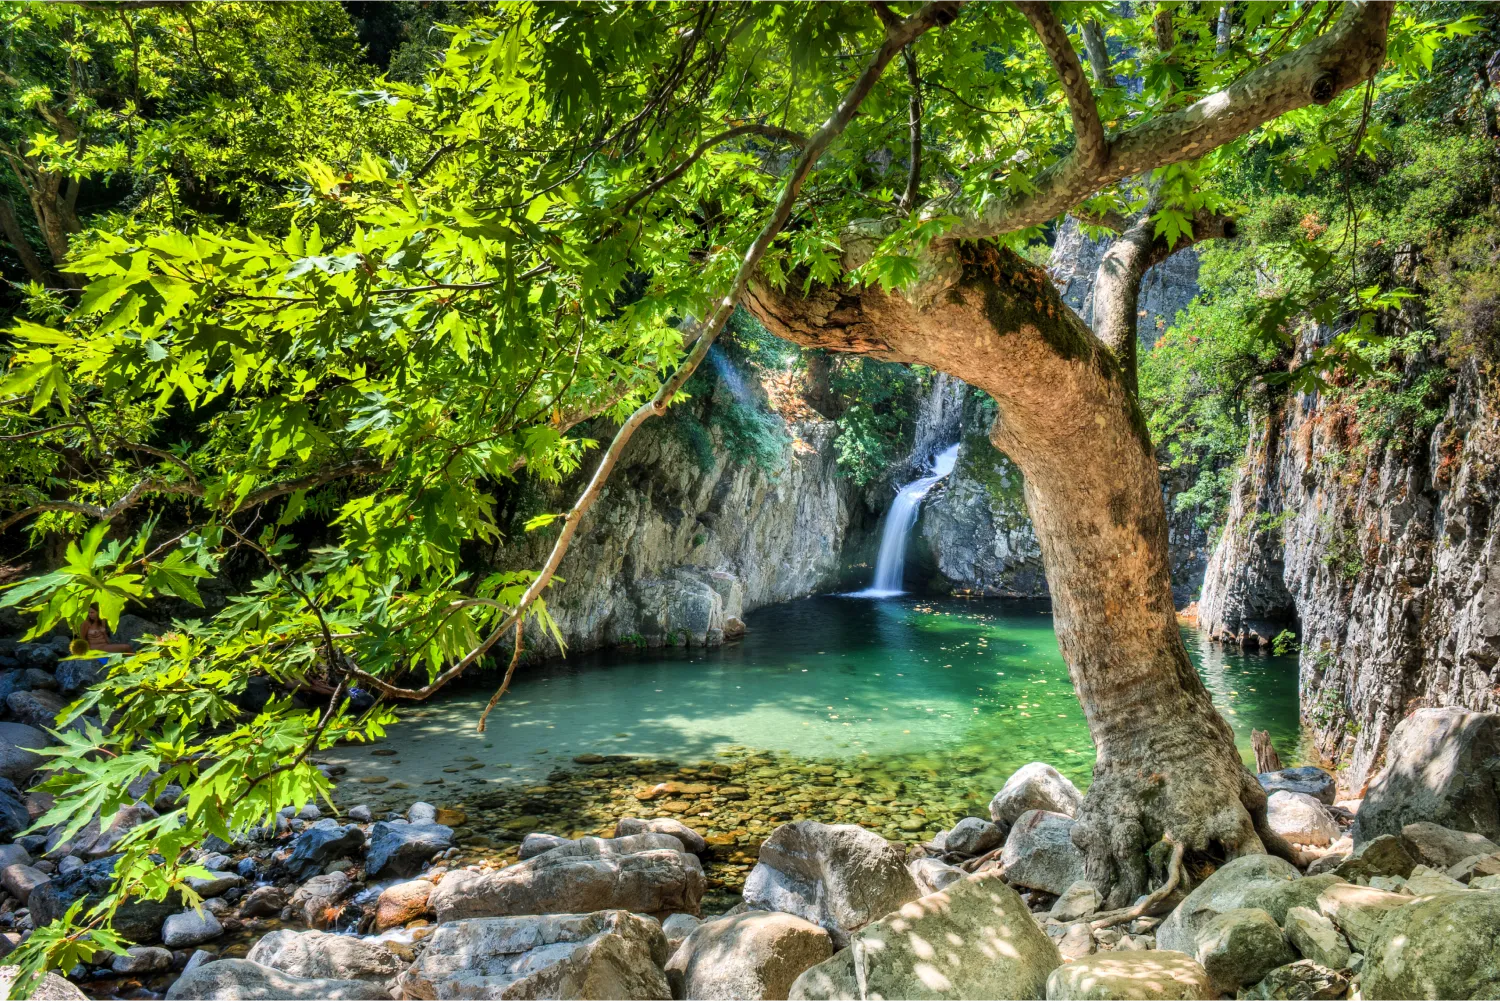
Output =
[
  {"x1": 789, "y1": 872, "x2": 1060, "y2": 1000},
  {"x1": 374, "y1": 879, "x2": 433, "y2": 931},
  {"x1": 88, "y1": 804, "x2": 159, "y2": 858},
  {"x1": 1256, "y1": 767, "x2": 1336, "y2": 806},
  {"x1": 246, "y1": 929, "x2": 402, "y2": 983},
  {"x1": 1334, "y1": 834, "x2": 1416, "y2": 882},
  {"x1": 1192, "y1": 908, "x2": 1295, "y2": 995},
  {"x1": 53, "y1": 658, "x2": 105, "y2": 696},
  {"x1": 164, "y1": 959, "x2": 391, "y2": 1000},
  {"x1": 990, "y1": 763, "x2": 1084, "y2": 826},
  {"x1": 0, "y1": 723, "x2": 48, "y2": 784},
  {"x1": 1281, "y1": 906, "x2": 1350, "y2": 971},
  {"x1": 742, "y1": 821, "x2": 919, "y2": 947},
  {"x1": 162, "y1": 907, "x2": 223, "y2": 948},
  {"x1": 616, "y1": 817, "x2": 708, "y2": 853},
  {"x1": 364, "y1": 820, "x2": 452, "y2": 879},
  {"x1": 1000, "y1": 810, "x2": 1086, "y2": 895},
  {"x1": 944, "y1": 817, "x2": 1004, "y2": 857},
  {"x1": 1044, "y1": 951, "x2": 1214, "y2": 1001},
  {"x1": 28, "y1": 853, "x2": 178, "y2": 942},
  {"x1": 1398, "y1": 821, "x2": 1500, "y2": 869},
  {"x1": 666, "y1": 911, "x2": 833, "y2": 1000},
  {"x1": 1352, "y1": 707, "x2": 1500, "y2": 847},
  {"x1": 1239, "y1": 961, "x2": 1349, "y2": 1001},
  {"x1": 286, "y1": 819, "x2": 364, "y2": 879},
  {"x1": 430, "y1": 847, "x2": 704, "y2": 923},
  {"x1": 909, "y1": 857, "x2": 967, "y2": 897},
  {"x1": 1265, "y1": 791, "x2": 1339, "y2": 847},
  {"x1": 1313, "y1": 883, "x2": 1410, "y2": 954},
  {"x1": 521, "y1": 832, "x2": 574, "y2": 860},
  {"x1": 288, "y1": 871, "x2": 354, "y2": 929},
  {"x1": 396, "y1": 910, "x2": 671, "y2": 1000},
  {"x1": 1156, "y1": 855, "x2": 1302, "y2": 955},
  {"x1": 1362, "y1": 890, "x2": 1500, "y2": 999},
  {"x1": 0, "y1": 965, "x2": 87, "y2": 1000}
]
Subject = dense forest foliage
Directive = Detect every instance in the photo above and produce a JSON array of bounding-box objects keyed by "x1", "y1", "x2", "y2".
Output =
[{"x1": 0, "y1": 0, "x2": 1484, "y2": 982}]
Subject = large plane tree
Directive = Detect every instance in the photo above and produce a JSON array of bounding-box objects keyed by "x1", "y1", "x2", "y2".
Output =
[{"x1": 0, "y1": 0, "x2": 1461, "y2": 971}]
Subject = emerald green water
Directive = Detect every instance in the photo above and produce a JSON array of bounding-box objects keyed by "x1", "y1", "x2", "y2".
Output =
[{"x1": 326, "y1": 596, "x2": 1303, "y2": 794}]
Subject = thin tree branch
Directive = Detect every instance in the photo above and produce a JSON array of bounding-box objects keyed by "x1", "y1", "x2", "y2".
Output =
[
  {"x1": 619, "y1": 123, "x2": 809, "y2": 216},
  {"x1": 1081, "y1": 19, "x2": 1113, "y2": 87},
  {"x1": 0, "y1": 198, "x2": 49, "y2": 284},
  {"x1": 1015, "y1": 1, "x2": 1106, "y2": 170},
  {"x1": 475, "y1": 618, "x2": 523, "y2": 733},
  {"x1": 898, "y1": 47, "x2": 923, "y2": 214}
]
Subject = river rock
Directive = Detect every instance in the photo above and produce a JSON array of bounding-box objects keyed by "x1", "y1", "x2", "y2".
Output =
[
  {"x1": 1363, "y1": 889, "x2": 1500, "y2": 998},
  {"x1": 111, "y1": 946, "x2": 173, "y2": 974},
  {"x1": 186, "y1": 870, "x2": 241, "y2": 898},
  {"x1": 742, "y1": 821, "x2": 918, "y2": 947},
  {"x1": 1050, "y1": 880, "x2": 1102, "y2": 922},
  {"x1": 1045, "y1": 950, "x2": 1213, "y2": 1000},
  {"x1": 0, "y1": 964, "x2": 87, "y2": 1000},
  {"x1": 1255, "y1": 766, "x2": 1336, "y2": 806},
  {"x1": 1239, "y1": 960, "x2": 1349, "y2": 1001},
  {"x1": 945, "y1": 816, "x2": 1004, "y2": 856},
  {"x1": 239, "y1": 885, "x2": 288, "y2": 918},
  {"x1": 374, "y1": 879, "x2": 432, "y2": 931},
  {"x1": 1157, "y1": 855, "x2": 1301, "y2": 955},
  {"x1": 1335, "y1": 834, "x2": 1416, "y2": 882},
  {"x1": 0, "y1": 844, "x2": 29, "y2": 869},
  {"x1": 0, "y1": 779, "x2": 28, "y2": 839},
  {"x1": 28, "y1": 853, "x2": 178, "y2": 941},
  {"x1": 1000, "y1": 809, "x2": 1086, "y2": 895},
  {"x1": 87, "y1": 803, "x2": 160, "y2": 858},
  {"x1": 430, "y1": 847, "x2": 704, "y2": 922},
  {"x1": 1193, "y1": 907, "x2": 1295, "y2": 994},
  {"x1": 0, "y1": 723, "x2": 48, "y2": 784},
  {"x1": 365, "y1": 820, "x2": 452, "y2": 878},
  {"x1": 520, "y1": 832, "x2": 574, "y2": 859},
  {"x1": 162, "y1": 907, "x2": 223, "y2": 948},
  {"x1": 287, "y1": 819, "x2": 365, "y2": 879},
  {"x1": 1352, "y1": 707, "x2": 1500, "y2": 847},
  {"x1": 989, "y1": 762, "x2": 1083, "y2": 826},
  {"x1": 53, "y1": 658, "x2": 104, "y2": 695},
  {"x1": 6, "y1": 690, "x2": 64, "y2": 730},
  {"x1": 0, "y1": 863, "x2": 48, "y2": 901},
  {"x1": 1281, "y1": 906, "x2": 1350, "y2": 970},
  {"x1": 909, "y1": 857, "x2": 966, "y2": 896},
  {"x1": 1314, "y1": 882, "x2": 1410, "y2": 954},
  {"x1": 789, "y1": 872, "x2": 1060, "y2": 1000},
  {"x1": 1399, "y1": 821, "x2": 1500, "y2": 869},
  {"x1": 288, "y1": 871, "x2": 353, "y2": 929},
  {"x1": 408, "y1": 801, "x2": 437, "y2": 824},
  {"x1": 1265, "y1": 791, "x2": 1339, "y2": 847},
  {"x1": 662, "y1": 912, "x2": 700, "y2": 952},
  {"x1": 1402, "y1": 863, "x2": 1467, "y2": 895},
  {"x1": 666, "y1": 910, "x2": 832, "y2": 1000},
  {"x1": 164, "y1": 958, "x2": 391, "y2": 1000},
  {"x1": 616, "y1": 816, "x2": 708, "y2": 853},
  {"x1": 247, "y1": 928, "x2": 403, "y2": 983},
  {"x1": 396, "y1": 910, "x2": 671, "y2": 1000}
]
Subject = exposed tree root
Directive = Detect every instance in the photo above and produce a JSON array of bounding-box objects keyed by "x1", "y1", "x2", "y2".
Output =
[{"x1": 1089, "y1": 836, "x2": 1184, "y2": 930}]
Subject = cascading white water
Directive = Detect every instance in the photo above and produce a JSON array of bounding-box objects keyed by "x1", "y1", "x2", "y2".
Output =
[{"x1": 851, "y1": 443, "x2": 960, "y2": 598}]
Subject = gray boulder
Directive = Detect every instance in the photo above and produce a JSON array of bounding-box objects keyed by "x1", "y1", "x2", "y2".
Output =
[
  {"x1": 365, "y1": 820, "x2": 452, "y2": 878},
  {"x1": 1000, "y1": 809, "x2": 1086, "y2": 895},
  {"x1": 288, "y1": 871, "x2": 353, "y2": 929},
  {"x1": 989, "y1": 762, "x2": 1083, "y2": 825},
  {"x1": 666, "y1": 911, "x2": 832, "y2": 1000},
  {"x1": 1335, "y1": 834, "x2": 1416, "y2": 882},
  {"x1": 1045, "y1": 950, "x2": 1213, "y2": 1000},
  {"x1": 111, "y1": 946, "x2": 173, "y2": 974},
  {"x1": 0, "y1": 778, "x2": 28, "y2": 838},
  {"x1": 1352, "y1": 707, "x2": 1500, "y2": 847},
  {"x1": 789, "y1": 872, "x2": 1060, "y2": 1000},
  {"x1": 246, "y1": 929, "x2": 402, "y2": 983},
  {"x1": 908, "y1": 857, "x2": 966, "y2": 896},
  {"x1": 661, "y1": 912, "x2": 700, "y2": 953},
  {"x1": 1282, "y1": 905, "x2": 1350, "y2": 971},
  {"x1": 1239, "y1": 961, "x2": 1349, "y2": 1001},
  {"x1": 430, "y1": 847, "x2": 704, "y2": 923},
  {"x1": 0, "y1": 964, "x2": 87, "y2": 999},
  {"x1": 164, "y1": 958, "x2": 391, "y2": 1000},
  {"x1": 54, "y1": 658, "x2": 105, "y2": 695},
  {"x1": 520, "y1": 832, "x2": 574, "y2": 859},
  {"x1": 0, "y1": 863, "x2": 48, "y2": 902},
  {"x1": 286, "y1": 819, "x2": 364, "y2": 879},
  {"x1": 1314, "y1": 882, "x2": 1411, "y2": 954},
  {"x1": 1399, "y1": 821, "x2": 1500, "y2": 869},
  {"x1": 6, "y1": 690, "x2": 65, "y2": 730},
  {"x1": 396, "y1": 910, "x2": 671, "y2": 1000},
  {"x1": 1265, "y1": 791, "x2": 1339, "y2": 847},
  {"x1": 1050, "y1": 880, "x2": 1102, "y2": 922},
  {"x1": 944, "y1": 816, "x2": 1004, "y2": 856},
  {"x1": 1362, "y1": 890, "x2": 1500, "y2": 999},
  {"x1": 1193, "y1": 907, "x2": 1295, "y2": 994},
  {"x1": 1157, "y1": 855, "x2": 1301, "y2": 955},
  {"x1": 88, "y1": 804, "x2": 159, "y2": 858},
  {"x1": 162, "y1": 907, "x2": 223, "y2": 948},
  {"x1": 28, "y1": 853, "x2": 178, "y2": 942},
  {"x1": 615, "y1": 816, "x2": 708, "y2": 853},
  {"x1": 0, "y1": 723, "x2": 48, "y2": 784},
  {"x1": 742, "y1": 821, "x2": 918, "y2": 947}
]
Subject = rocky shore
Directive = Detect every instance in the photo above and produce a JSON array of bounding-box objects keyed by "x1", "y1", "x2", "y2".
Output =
[{"x1": 0, "y1": 700, "x2": 1489, "y2": 999}]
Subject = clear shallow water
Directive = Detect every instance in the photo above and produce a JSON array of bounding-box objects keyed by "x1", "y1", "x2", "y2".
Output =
[{"x1": 324, "y1": 596, "x2": 1303, "y2": 793}]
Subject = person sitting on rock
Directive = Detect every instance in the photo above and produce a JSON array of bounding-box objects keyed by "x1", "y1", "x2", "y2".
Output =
[{"x1": 76, "y1": 606, "x2": 133, "y2": 654}]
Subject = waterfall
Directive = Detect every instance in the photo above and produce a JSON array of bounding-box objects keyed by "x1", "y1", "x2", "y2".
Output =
[{"x1": 852, "y1": 443, "x2": 960, "y2": 598}]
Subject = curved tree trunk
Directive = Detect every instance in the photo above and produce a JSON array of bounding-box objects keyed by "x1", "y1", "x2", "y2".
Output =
[{"x1": 747, "y1": 242, "x2": 1292, "y2": 905}]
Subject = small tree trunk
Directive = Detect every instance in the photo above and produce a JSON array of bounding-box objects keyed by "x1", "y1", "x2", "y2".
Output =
[
  {"x1": 748, "y1": 241, "x2": 1294, "y2": 906},
  {"x1": 1252, "y1": 730, "x2": 1283, "y2": 774},
  {"x1": 0, "y1": 198, "x2": 50, "y2": 284}
]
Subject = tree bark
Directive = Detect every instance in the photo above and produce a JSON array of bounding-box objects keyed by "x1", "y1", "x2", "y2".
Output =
[
  {"x1": 0, "y1": 198, "x2": 50, "y2": 284},
  {"x1": 747, "y1": 243, "x2": 1295, "y2": 905}
]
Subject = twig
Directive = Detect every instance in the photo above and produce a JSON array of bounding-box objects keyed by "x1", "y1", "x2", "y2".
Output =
[{"x1": 475, "y1": 618, "x2": 524, "y2": 733}]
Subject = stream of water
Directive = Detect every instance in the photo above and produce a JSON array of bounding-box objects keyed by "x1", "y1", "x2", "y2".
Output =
[{"x1": 851, "y1": 444, "x2": 960, "y2": 597}]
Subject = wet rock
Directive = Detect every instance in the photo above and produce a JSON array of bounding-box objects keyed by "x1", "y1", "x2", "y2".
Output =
[
  {"x1": 1335, "y1": 834, "x2": 1415, "y2": 882},
  {"x1": 661, "y1": 912, "x2": 700, "y2": 953},
  {"x1": 1157, "y1": 855, "x2": 1301, "y2": 955},
  {"x1": 1050, "y1": 880, "x2": 1101, "y2": 922},
  {"x1": 0, "y1": 723, "x2": 48, "y2": 784},
  {"x1": 164, "y1": 958, "x2": 391, "y2": 1000},
  {"x1": 1314, "y1": 883, "x2": 1410, "y2": 954},
  {"x1": 742, "y1": 821, "x2": 918, "y2": 947},
  {"x1": 615, "y1": 816, "x2": 708, "y2": 853},
  {"x1": 364, "y1": 820, "x2": 452, "y2": 879},
  {"x1": 1363, "y1": 890, "x2": 1500, "y2": 999},
  {"x1": 1265, "y1": 791, "x2": 1339, "y2": 847},
  {"x1": 162, "y1": 907, "x2": 223, "y2": 948},
  {"x1": 373, "y1": 879, "x2": 432, "y2": 931},
  {"x1": 397, "y1": 910, "x2": 671, "y2": 1000},
  {"x1": 287, "y1": 871, "x2": 353, "y2": 930},
  {"x1": 237, "y1": 885, "x2": 287, "y2": 918},
  {"x1": 944, "y1": 816, "x2": 1004, "y2": 856},
  {"x1": 111, "y1": 946, "x2": 173, "y2": 974},
  {"x1": 1045, "y1": 950, "x2": 1213, "y2": 1000},
  {"x1": 520, "y1": 832, "x2": 574, "y2": 859},
  {"x1": 286, "y1": 819, "x2": 365, "y2": 879},
  {"x1": 908, "y1": 856, "x2": 966, "y2": 896},
  {"x1": 430, "y1": 847, "x2": 704, "y2": 923},
  {"x1": 1256, "y1": 767, "x2": 1336, "y2": 806},
  {"x1": 1239, "y1": 960, "x2": 1348, "y2": 1000},
  {"x1": 989, "y1": 762, "x2": 1083, "y2": 826},
  {"x1": 1000, "y1": 809, "x2": 1086, "y2": 895},
  {"x1": 1352, "y1": 707, "x2": 1500, "y2": 847},
  {"x1": 1399, "y1": 821, "x2": 1500, "y2": 869},
  {"x1": 246, "y1": 928, "x2": 403, "y2": 983},
  {"x1": 667, "y1": 911, "x2": 832, "y2": 1001},
  {"x1": 0, "y1": 964, "x2": 87, "y2": 999},
  {"x1": 790, "y1": 872, "x2": 1060, "y2": 1000},
  {"x1": 1281, "y1": 906, "x2": 1350, "y2": 970},
  {"x1": 1192, "y1": 907, "x2": 1294, "y2": 994}
]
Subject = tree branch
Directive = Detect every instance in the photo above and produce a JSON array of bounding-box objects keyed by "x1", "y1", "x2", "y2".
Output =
[
  {"x1": 1081, "y1": 20, "x2": 1112, "y2": 87},
  {"x1": 898, "y1": 47, "x2": 923, "y2": 213},
  {"x1": 619, "y1": 123, "x2": 809, "y2": 215},
  {"x1": 1015, "y1": 2, "x2": 1106, "y2": 170},
  {"x1": 0, "y1": 198, "x2": 49, "y2": 284}
]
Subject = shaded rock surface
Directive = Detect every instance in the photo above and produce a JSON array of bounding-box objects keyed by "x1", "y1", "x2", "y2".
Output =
[
  {"x1": 163, "y1": 958, "x2": 391, "y2": 1000},
  {"x1": 990, "y1": 763, "x2": 1083, "y2": 826},
  {"x1": 430, "y1": 847, "x2": 704, "y2": 922},
  {"x1": 1000, "y1": 810, "x2": 1086, "y2": 895},
  {"x1": 1353, "y1": 707, "x2": 1500, "y2": 845},
  {"x1": 1044, "y1": 950, "x2": 1214, "y2": 1001},
  {"x1": 245, "y1": 928, "x2": 402, "y2": 983},
  {"x1": 666, "y1": 910, "x2": 833, "y2": 1001},
  {"x1": 1362, "y1": 889, "x2": 1500, "y2": 999}
]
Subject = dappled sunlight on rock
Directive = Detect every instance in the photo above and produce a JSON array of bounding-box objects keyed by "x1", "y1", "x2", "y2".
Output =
[{"x1": 1045, "y1": 950, "x2": 1214, "y2": 1001}]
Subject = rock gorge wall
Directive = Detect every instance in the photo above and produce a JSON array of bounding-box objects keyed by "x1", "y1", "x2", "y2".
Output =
[{"x1": 1199, "y1": 335, "x2": 1500, "y2": 795}]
